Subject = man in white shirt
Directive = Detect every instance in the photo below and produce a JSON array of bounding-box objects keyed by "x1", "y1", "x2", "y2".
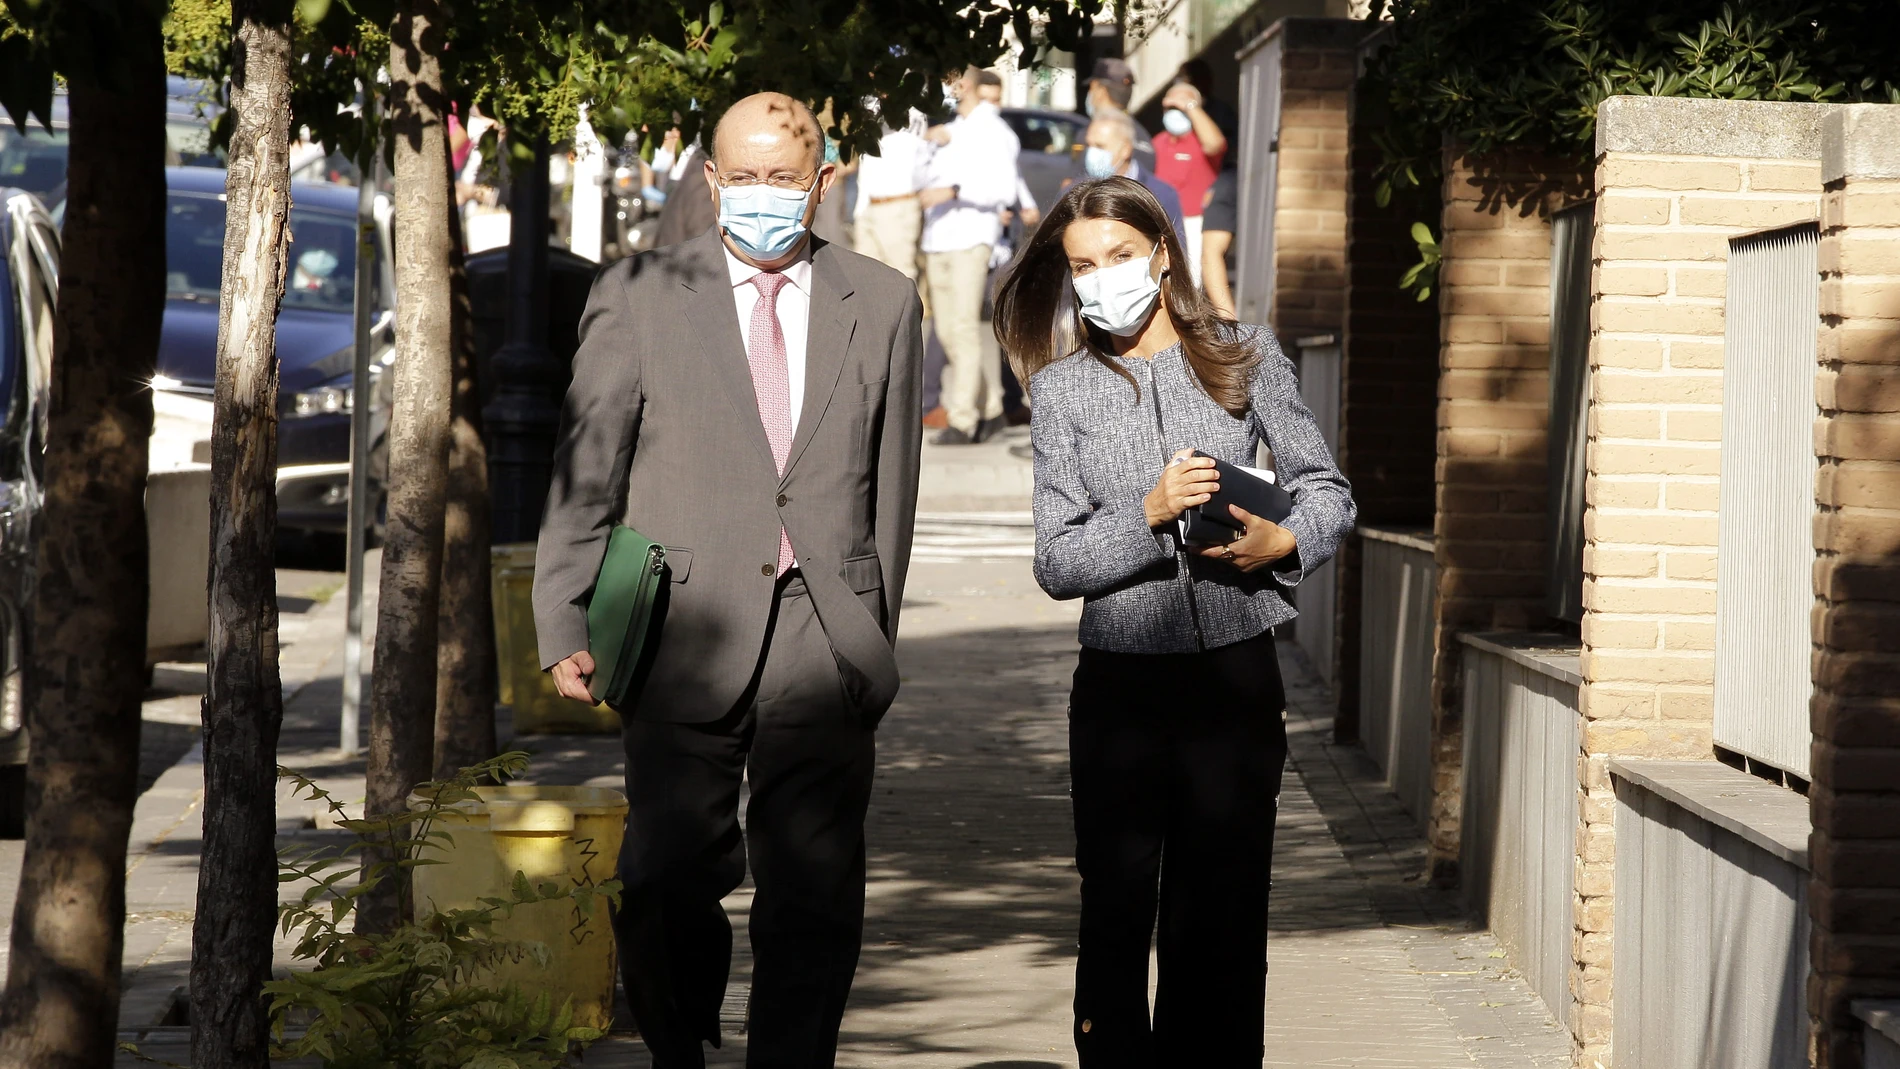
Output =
[
  {"x1": 854, "y1": 109, "x2": 930, "y2": 285},
  {"x1": 919, "y1": 67, "x2": 1020, "y2": 444}
]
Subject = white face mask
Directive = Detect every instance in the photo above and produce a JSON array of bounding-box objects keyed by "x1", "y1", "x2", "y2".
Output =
[{"x1": 1072, "y1": 248, "x2": 1162, "y2": 336}]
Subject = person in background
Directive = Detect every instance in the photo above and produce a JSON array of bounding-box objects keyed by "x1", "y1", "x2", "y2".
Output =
[
  {"x1": 652, "y1": 135, "x2": 716, "y2": 248},
  {"x1": 1200, "y1": 166, "x2": 1239, "y2": 317},
  {"x1": 919, "y1": 66, "x2": 1021, "y2": 445},
  {"x1": 1153, "y1": 77, "x2": 1226, "y2": 285},
  {"x1": 1178, "y1": 59, "x2": 1240, "y2": 164},
  {"x1": 977, "y1": 76, "x2": 1043, "y2": 231},
  {"x1": 1084, "y1": 57, "x2": 1135, "y2": 118},
  {"x1": 854, "y1": 108, "x2": 930, "y2": 286},
  {"x1": 1083, "y1": 109, "x2": 1184, "y2": 239}
]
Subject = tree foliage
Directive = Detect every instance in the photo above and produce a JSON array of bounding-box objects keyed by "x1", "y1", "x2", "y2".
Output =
[
  {"x1": 1365, "y1": 0, "x2": 1900, "y2": 294},
  {"x1": 159, "y1": 0, "x2": 1106, "y2": 167}
]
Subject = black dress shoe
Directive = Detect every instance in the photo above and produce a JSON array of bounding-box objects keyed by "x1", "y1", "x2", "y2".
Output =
[
  {"x1": 975, "y1": 414, "x2": 1008, "y2": 443},
  {"x1": 932, "y1": 426, "x2": 975, "y2": 446}
]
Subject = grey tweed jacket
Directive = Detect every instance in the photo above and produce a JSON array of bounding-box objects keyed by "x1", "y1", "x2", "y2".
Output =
[{"x1": 1028, "y1": 326, "x2": 1355, "y2": 653}]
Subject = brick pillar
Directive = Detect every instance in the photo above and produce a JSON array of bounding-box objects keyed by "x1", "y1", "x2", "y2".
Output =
[
  {"x1": 1335, "y1": 57, "x2": 1440, "y2": 741},
  {"x1": 1811, "y1": 103, "x2": 1900, "y2": 1069},
  {"x1": 1268, "y1": 30, "x2": 1357, "y2": 340},
  {"x1": 1427, "y1": 147, "x2": 1583, "y2": 881},
  {"x1": 1583, "y1": 97, "x2": 1830, "y2": 1064}
]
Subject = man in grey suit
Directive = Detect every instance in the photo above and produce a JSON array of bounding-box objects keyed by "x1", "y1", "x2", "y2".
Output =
[{"x1": 532, "y1": 92, "x2": 924, "y2": 1068}]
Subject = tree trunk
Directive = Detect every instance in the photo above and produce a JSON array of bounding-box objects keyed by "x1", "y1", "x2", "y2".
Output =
[
  {"x1": 0, "y1": 11, "x2": 166, "y2": 1067},
  {"x1": 189, "y1": 2, "x2": 293, "y2": 1065},
  {"x1": 434, "y1": 147, "x2": 496, "y2": 778},
  {"x1": 363, "y1": 0, "x2": 454, "y2": 931}
]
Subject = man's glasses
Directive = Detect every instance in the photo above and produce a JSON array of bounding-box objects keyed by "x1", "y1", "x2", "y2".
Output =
[{"x1": 715, "y1": 170, "x2": 819, "y2": 192}]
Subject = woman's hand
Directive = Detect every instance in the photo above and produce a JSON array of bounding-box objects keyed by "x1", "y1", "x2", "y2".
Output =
[
  {"x1": 1195, "y1": 504, "x2": 1297, "y2": 573},
  {"x1": 1144, "y1": 448, "x2": 1220, "y2": 528}
]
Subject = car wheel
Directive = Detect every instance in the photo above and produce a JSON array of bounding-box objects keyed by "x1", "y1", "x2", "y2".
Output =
[{"x1": 0, "y1": 765, "x2": 25, "y2": 839}]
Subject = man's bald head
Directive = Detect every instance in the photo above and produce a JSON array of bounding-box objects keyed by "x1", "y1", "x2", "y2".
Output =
[{"x1": 711, "y1": 92, "x2": 824, "y2": 172}]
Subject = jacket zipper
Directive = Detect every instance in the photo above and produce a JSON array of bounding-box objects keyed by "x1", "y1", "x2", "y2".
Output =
[{"x1": 1142, "y1": 355, "x2": 1207, "y2": 652}]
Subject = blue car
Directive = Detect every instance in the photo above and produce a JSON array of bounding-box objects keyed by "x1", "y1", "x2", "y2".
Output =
[{"x1": 154, "y1": 166, "x2": 393, "y2": 533}]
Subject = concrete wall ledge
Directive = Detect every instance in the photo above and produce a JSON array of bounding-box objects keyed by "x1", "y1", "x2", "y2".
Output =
[
  {"x1": 1855, "y1": 1000, "x2": 1900, "y2": 1069},
  {"x1": 1358, "y1": 524, "x2": 1433, "y2": 555},
  {"x1": 1609, "y1": 758, "x2": 1810, "y2": 869},
  {"x1": 1459, "y1": 631, "x2": 1581, "y2": 688},
  {"x1": 1595, "y1": 95, "x2": 1837, "y2": 160},
  {"x1": 1823, "y1": 103, "x2": 1900, "y2": 183}
]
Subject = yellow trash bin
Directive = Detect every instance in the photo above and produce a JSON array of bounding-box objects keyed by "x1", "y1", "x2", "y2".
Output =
[
  {"x1": 410, "y1": 785, "x2": 629, "y2": 1032},
  {"x1": 491, "y1": 542, "x2": 619, "y2": 734}
]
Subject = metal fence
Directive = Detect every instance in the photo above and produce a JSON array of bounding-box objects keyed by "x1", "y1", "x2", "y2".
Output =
[
  {"x1": 1293, "y1": 335, "x2": 1341, "y2": 685},
  {"x1": 1234, "y1": 29, "x2": 1282, "y2": 327},
  {"x1": 1459, "y1": 633, "x2": 1582, "y2": 1024},
  {"x1": 1356, "y1": 526, "x2": 1437, "y2": 828},
  {"x1": 1714, "y1": 223, "x2": 1819, "y2": 779},
  {"x1": 1612, "y1": 764, "x2": 1811, "y2": 1067},
  {"x1": 1545, "y1": 201, "x2": 1594, "y2": 624}
]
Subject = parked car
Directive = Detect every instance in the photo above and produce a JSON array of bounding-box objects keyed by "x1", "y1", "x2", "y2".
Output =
[
  {"x1": 0, "y1": 78, "x2": 223, "y2": 217},
  {"x1": 1000, "y1": 106, "x2": 1155, "y2": 216},
  {"x1": 0, "y1": 189, "x2": 56, "y2": 835},
  {"x1": 154, "y1": 166, "x2": 396, "y2": 535}
]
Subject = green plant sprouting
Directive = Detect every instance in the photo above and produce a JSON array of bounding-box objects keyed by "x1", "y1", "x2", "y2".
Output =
[{"x1": 264, "y1": 752, "x2": 621, "y2": 1069}]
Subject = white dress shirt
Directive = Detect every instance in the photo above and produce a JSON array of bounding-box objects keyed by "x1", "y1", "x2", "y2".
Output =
[
  {"x1": 724, "y1": 244, "x2": 812, "y2": 433},
  {"x1": 920, "y1": 101, "x2": 1021, "y2": 254},
  {"x1": 855, "y1": 113, "x2": 932, "y2": 209}
]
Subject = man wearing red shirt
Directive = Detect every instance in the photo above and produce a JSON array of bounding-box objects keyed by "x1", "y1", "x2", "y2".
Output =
[{"x1": 1151, "y1": 79, "x2": 1227, "y2": 285}]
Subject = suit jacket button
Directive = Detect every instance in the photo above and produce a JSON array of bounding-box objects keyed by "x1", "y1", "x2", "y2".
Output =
[
  {"x1": 777, "y1": 493, "x2": 789, "y2": 507},
  {"x1": 761, "y1": 564, "x2": 774, "y2": 576}
]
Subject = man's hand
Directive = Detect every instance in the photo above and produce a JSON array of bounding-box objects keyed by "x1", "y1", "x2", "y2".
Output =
[
  {"x1": 1021, "y1": 205, "x2": 1042, "y2": 227},
  {"x1": 551, "y1": 651, "x2": 597, "y2": 703},
  {"x1": 919, "y1": 186, "x2": 957, "y2": 210},
  {"x1": 1162, "y1": 84, "x2": 1203, "y2": 113}
]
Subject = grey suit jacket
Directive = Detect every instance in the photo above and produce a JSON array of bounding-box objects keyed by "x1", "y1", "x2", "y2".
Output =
[{"x1": 532, "y1": 227, "x2": 925, "y2": 723}]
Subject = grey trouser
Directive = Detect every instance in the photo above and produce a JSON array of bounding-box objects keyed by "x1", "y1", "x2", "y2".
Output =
[{"x1": 613, "y1": 575, "x2": 876, "y2": 1069}]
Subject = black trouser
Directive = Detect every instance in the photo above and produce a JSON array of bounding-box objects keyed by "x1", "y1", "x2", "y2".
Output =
[
  {"x1": 1068, "y1": 631, "x2": 1289, "y2": 1068},
  {"x1": 612, "y1": 575, "x2": 876, "y2": 1069}
]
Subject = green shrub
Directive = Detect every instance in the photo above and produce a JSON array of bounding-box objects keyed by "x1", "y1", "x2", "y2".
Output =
[{"x1": 266, "y1": 753, "x2": 620, "y2": 1069}]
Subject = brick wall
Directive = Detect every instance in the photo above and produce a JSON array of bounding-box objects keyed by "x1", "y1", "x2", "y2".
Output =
[
  {"x1": 1810, "y1": 103, "x2": 1900, "y2": 1069},
  {"x1": 1334, "y1": 54, "x2": 1441, "y2": 741},
  {"x1": 1427, "y1": 147, "x2": 1584, "y2": 879},
  {"x1": 1269, "y1": 40, "x2": 1356, "y2": 340},
  {"x1": 1583, "y1": 96, "x2": 1833, "y2": 1067}
]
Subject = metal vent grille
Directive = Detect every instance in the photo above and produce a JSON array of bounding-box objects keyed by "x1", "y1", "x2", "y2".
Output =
[
  {"x1": 1545, "y1": 200, "x2": 1594, "y2": 624},
  {"x1": 1714, "y1": 222, "x2": 1819, "y2": 779}
]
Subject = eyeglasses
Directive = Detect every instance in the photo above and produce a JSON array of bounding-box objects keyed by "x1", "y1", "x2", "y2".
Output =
[{"x1": 715, "y1": 170, "x2": 820, "y2": 192}]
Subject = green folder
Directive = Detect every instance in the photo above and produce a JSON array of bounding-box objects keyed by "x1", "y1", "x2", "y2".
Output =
[{"x1": 585, "y1": 526, "x2": 669, "y2": 707}]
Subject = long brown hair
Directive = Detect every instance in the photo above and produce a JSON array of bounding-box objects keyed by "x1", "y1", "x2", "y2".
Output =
[{"x1": 993, "y1": 176, "x2": 1256, "y2": 414}]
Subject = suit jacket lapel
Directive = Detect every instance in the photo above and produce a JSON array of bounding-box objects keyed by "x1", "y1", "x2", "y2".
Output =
[
  {"x1": 782, "y1": 240, "x2": 855, "y2": 480},
  {"x1": 677, "y1": 230, "x2": 778, "y2": 473}
]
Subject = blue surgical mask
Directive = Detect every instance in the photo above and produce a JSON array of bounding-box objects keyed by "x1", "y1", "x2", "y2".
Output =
[
  {"x1": 1083, "y1": 146, "x2": 1118, "y2": 180},
  {"x1": 717, "y1": 177, "x2": 816, "y2": 260},
  {"x1": 1084, "y1": 94, "x2": 1096, "y2": 118},
  {"x1": 1162, "y1": 108, "x2": 1193, "y2": 137}
]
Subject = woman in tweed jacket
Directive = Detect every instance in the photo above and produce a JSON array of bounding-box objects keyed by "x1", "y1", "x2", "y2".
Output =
[{"x1": 994, "y1": 177, "x2": 1355, "y2": 1066}]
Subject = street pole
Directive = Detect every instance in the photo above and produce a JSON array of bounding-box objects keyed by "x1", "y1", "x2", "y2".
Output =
[
  {"x1": 341, "y1": 97, "x2": 379, "y2": 757},
  {"x1": 483, "y1": 127, "x2": 560, "y2": 545}
]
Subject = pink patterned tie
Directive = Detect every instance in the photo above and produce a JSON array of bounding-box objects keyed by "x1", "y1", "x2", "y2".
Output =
[{"x1": 747, "y1": 271, "x2": 797, "y2": 576}]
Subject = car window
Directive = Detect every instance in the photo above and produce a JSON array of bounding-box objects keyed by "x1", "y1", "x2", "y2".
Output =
[
  {"x1": 166, "y1": 193, "x2": 360, "y2": 314},
  {"x1": 0, "y1": 125, "x2": 69, "y2": 205},
  {"x1": 1007, "y1": 114, "x2": 1084, "y2": 156}
]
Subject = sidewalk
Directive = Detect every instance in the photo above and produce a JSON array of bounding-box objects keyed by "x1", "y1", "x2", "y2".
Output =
[{"x1": 44, "y1": 424, "x2": 1566, "y2": 1066}]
